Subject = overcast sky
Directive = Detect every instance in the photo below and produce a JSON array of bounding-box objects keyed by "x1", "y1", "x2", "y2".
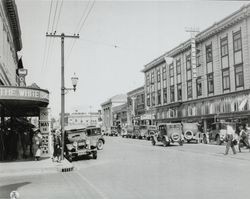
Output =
[{"x1": 15, "y1": 0, "x2": 248, "y2": 118}]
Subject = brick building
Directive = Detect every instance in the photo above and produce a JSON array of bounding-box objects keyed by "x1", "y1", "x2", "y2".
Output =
[{"x1": 142, "y1": 4, "x2": 250, "y2": 132}]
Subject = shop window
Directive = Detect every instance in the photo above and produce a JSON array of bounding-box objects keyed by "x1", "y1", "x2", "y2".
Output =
[
  {"x1": 222, "y1": 68, "x2": 230, "y2": 91},
  {"x1": 207, "y1": 73, "x2": 214, "y2": 94},
  {"x1": 235, "y1": 64, "x2": 244, "y2": 88},
  {"x1": 233, "y1": 30, "x2": 242, "y2": 52},
  {"x1": 187, "y1": 80, "x2": 192, "y2": 99}
]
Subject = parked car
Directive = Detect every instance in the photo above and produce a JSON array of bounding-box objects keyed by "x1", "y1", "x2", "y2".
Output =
[
  {"x1": 132, "y1": 125, "x2": 140, "y2": 139},
  {"x1": 107, "y1": 126, "x2": 118, "y2": 136},
  {"x1": 139, "y1": 125, "x2": 157, "y2": 140},
  {"x1": 182, "y1": 123, "x2": 200, "y2": 143},
  {"x1": 207, "y1": 122, "x2": 236, "y2": 145},
  {"x1": 64, "y1": 126, "x2": 98, "y2": 161},
  {"x1": 121, "y1": 125, "x2": 133, "y2": 138},
  {"x1": 85, "y1": 126, "x2": 105, "y2": 150},
  {"x1": 151, "y1": 123, "x2": 184, "y2": 146}
]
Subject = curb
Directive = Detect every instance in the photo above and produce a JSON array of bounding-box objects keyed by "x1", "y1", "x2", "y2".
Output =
[{"x1": 56, "y1": 159, "x2": 74, "y2": 172}]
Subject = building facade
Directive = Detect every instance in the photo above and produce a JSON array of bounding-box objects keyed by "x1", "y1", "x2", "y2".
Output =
[
  {"x1": 127, "y1": 86, "x2": 146, "y2": 125},
  {"x1": 101, "y1": 94, "x2": 127, "y2": 131},
  {"x1": 143, "y1": 4, "x2": 250, "y2": 132},
  {"x1": 68, "y1": 111, "x2": 99, "y2": 127},
  {"x1": 112, "y1": 103, "x2": 127, "y2": 127}
]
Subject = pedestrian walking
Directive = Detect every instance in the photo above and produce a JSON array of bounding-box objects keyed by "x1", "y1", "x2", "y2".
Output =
[
  {"x1": 224, "y1": 124, "x2": 237, "y2": 155},
  {"x1": 238, "y1": 125, "x2": 250, "y2": 152},
  {"x1": 32, "y1": 129, "x2": 42, "y2": 161},
  {"x1": 53, "y1": 130, "x2": 61, "y2": 162}
]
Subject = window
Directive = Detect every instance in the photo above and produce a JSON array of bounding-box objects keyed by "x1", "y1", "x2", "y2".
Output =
[
  {"x1": 233, "y1": 30, "x2": 242, "y2": 52},
  {"x1": 157, "y1": 90, "x2": 161, "y2": 105},
  {"x1": 163, "y1": 88, "x2": 167, "y2": 104},
  {"x1": 176, "y1": 59, "x2": 181, "y2": 74},
  {"x1": 187, "y1": 80, "x2": 192, "y2": 98},
  {"x1": 146, "y1": 73, "x2": 150, "y2": 86},
  {"x1": 221, "y1": 37, "x2": 228, "y2": 57},
  {"x1": 170, "y1": 63, "x2": 174, "y2": 85},
  {"x1": 196, "y1": 77, "x2": 202, "y2": 96},
  {"x1": 151, "y1": 92, "x2": 155, "y2": 106},
  {"x1": 186, "y1": 54, "x2": 191, "y2": 70},
  {"x1": 235, "y1": 64, "x2": 244, "y2": 88},
  {"x1": 151, "y1": 72, "x2": 155, "y2": 84},
  {"x1": 170, "y1": 86, "x2": 175, "y2": 102},
  {"x1": 163, "y1": 66, "x2": 166, "y2": 80},
  {"x1": 157, "y1": 69, "x2": 161, "y2": 82},
  {"x1": 206, "y1": 44, "x2": 213, "y2": 63},
  {"x1": 147, "y1": 94, "x2": 150, "y2": 106},
  {"x1": 207, "y1": 73, "x2": 214, "y2": 94},
  {"x1": 177, "y1": 83, "x2": 182, "y2": 101},
  {"x1": 222, "y1": 69, "x2": 230, "y2": 90}
]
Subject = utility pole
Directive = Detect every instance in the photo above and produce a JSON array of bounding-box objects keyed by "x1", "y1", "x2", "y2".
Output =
[{"x1": 46, "y1": 33, "x2": 79, "y2": 160}]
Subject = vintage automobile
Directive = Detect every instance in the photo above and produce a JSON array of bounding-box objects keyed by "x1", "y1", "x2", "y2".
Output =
[
  {"x1": 139, "y1": 125, "x2": 157, "y2": 140},
  {"x1": 107, "y1": 126, "x2": 118, "y2": 136},
  {"x1": 132, "y1": 125, "x2": 141, "y2": 139},
  {"x1": 121, "y1": 125, "x2": 134, "y2": 138},
  {"x1": 85, "y1": 126, "x2": 105, "y2": 150},
  {"x1": 64, "y1": 126, "x2": 98, "y2": 161},
  {"x1": 207, "y1": 122, "x2": 236, "y2": 145},
  {"x1": 182, "y1": 123, "x2": 200, "y2": 143},
  {"x1": 151, "y1": 123, "x2": 184, "y2": 146}
]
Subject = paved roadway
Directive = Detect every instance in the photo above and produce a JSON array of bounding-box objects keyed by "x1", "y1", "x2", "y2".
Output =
[{"x1": 1, "y1": 136, "x2": 250, "y2": 199}]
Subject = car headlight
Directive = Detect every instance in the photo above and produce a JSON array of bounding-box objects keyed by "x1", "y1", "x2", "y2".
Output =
[{"x1": 73, "y1": 141, "x2": 77, "y2": 147}]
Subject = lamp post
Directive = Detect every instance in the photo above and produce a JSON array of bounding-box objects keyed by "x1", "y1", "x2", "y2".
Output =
[{"x1": 61, "y1": 73, "x2": 78, "y2": 160}]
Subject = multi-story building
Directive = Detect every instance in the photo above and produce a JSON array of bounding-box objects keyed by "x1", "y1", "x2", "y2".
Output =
[
  {"x1": 68, "y1": 111, "x2": 99, "y2": 127},
  {"x1": 101, "y1": 94, "x2": 127, "y2": 131},
  {"x1": 127, "y1": 86, "x2": 146, "y2": 125},
  {"x1": 143, "y1": 4, "x2": 250, "y2": 132},
  {"x1": 112, "y1": 103, "x2": 127, "y2": 127}
]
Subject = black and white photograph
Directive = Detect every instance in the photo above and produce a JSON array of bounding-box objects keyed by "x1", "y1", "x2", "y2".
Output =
[{"x1": 0, "y1": 0, "x2": 250, "y2": 198}]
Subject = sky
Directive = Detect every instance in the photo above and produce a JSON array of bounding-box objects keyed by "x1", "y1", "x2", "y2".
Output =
[{"x1": 15, "y1": 0, "x2": 248, "y2": 118}]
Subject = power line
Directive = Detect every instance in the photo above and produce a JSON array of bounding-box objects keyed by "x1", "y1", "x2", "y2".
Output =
[
  {"x1": 66, "y1": 0, "x2": 96, "y2": 64},
  {"x1": 55, "y1": 0, "x2": 64, "y2": 32}
]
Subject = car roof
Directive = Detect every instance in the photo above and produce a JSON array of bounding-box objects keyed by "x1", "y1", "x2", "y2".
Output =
[{"x1": 64, "y1": 125, "x2": 86, "y2": 131}]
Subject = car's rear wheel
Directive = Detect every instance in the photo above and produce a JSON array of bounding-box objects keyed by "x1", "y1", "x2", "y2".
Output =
[{"x1": 97, "y1": 140, "x2": 104, "y2": 150}]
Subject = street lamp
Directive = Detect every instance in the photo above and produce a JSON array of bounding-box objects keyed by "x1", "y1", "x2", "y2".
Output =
[
  {"x1": 71, "y1": 74, "x2": 79, "y2": 92},
  {"x1": 61, "y1": 73, "x2": 78, "y2": 160}
]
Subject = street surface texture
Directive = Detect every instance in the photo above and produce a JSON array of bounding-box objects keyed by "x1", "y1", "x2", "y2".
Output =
[{"x1": 1, "y1": 137, "x2": 250, "y2": 199}]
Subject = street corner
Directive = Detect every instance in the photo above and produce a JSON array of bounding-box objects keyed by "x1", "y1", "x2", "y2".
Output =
[{"x1": 55, "y1": 159, "x2": 74, "y2": 172}]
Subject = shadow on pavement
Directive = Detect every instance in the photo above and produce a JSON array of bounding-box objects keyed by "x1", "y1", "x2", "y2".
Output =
[
  {"x1": 0, "y1": 157, "x2": 50, "y2": 163},
  {"x1": 0, "y1": 182, "x2": 30, "y2": 198}
]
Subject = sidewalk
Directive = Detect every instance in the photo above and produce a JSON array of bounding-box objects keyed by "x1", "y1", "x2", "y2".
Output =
[{"x1": 0, "y1": 157, "x2": 74, "y2": 177}]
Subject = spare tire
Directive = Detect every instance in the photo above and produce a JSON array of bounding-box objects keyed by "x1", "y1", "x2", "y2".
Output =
[
  {"x1": 171, "y1": 133, "x2": 180, "y2": 142},
  {"x1": 184, "y1": 130, "x2": 194, "y2": 140}
]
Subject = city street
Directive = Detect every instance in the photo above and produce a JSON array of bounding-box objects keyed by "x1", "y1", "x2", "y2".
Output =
[{"x1": 1, "y1": 137, "x2": 250, "y2": 199}]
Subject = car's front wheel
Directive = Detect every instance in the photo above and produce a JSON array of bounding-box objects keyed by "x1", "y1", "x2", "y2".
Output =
[{"x1": 97, "y1": 140, "x2": 104, "y2": 150}]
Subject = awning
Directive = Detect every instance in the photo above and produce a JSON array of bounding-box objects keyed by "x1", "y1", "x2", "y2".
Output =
[{"x1": 0, "y1": 86, "x2": 49, "y2": 117}]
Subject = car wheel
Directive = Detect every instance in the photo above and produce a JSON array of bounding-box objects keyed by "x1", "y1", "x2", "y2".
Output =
[
  {"x1": 92, "y1": 152, "x2": 97, "y2": 159},
  {"x1": 179, "y1": 140, "x2": 183, "y2": 146},
  {"x1": 216, "y1": 135, "x2": 221, "y2": 145},
  {"x1": 97, "y1": 140, "x2": 104, "y2": 150}
]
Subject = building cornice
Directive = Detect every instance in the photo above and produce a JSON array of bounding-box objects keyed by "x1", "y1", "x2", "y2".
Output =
[
  {"x1": 142, "y1": 55, "x2": 165, "y2": 73},
  {"x1": 3, "y1": 0, "x2": 22, "y2": 51},
  {"x1": 127, "y1": 86, "x2": 144, "y2": 96}
]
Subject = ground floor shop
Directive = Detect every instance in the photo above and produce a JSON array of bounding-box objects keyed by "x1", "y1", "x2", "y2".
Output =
[
  {"x1": 151, "y1": 90, "x2": 250, "y2": 132},
  {"x1": 0, "y1": 86, "x2": 50, "y2": 161}
]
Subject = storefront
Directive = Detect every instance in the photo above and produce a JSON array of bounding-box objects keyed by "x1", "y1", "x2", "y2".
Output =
[{"x1": 0, "y1": 86, "x2": 50, "y2": 161}]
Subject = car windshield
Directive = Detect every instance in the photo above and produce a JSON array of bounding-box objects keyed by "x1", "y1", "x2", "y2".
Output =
[
  {"x1": 86, "y1": 128, "x2": 101, "y2": 136},
  {"x1": 140, "y1": 126, "x2": 147, "y2": 130}
]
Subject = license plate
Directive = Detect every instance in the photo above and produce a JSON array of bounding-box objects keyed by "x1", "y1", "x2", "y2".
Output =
[{"x1": 78, "y1": 150, "x2": 86, "y2": 156}]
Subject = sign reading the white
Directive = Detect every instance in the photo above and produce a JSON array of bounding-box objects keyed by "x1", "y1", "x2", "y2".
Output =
[{"x1": 0, "y1": 87, "x2": 49, "y2": 102}]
